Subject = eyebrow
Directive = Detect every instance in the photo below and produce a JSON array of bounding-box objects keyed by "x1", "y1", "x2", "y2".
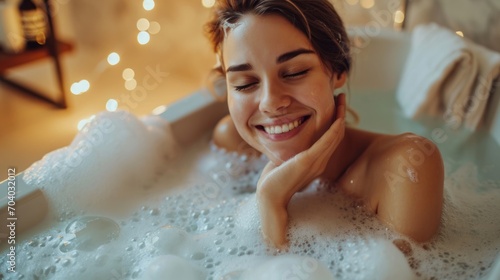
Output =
[
  {"x1": 225, "y1": 48, "x2": 315, "y2": 73},
  {"x1": 277, "y1": 48, "x2": 315, "y2": 64}
]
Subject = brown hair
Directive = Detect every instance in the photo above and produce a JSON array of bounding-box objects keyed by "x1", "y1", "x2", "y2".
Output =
[{"x1": 205, "y1": 0, "x2": 351, "y2": 76}]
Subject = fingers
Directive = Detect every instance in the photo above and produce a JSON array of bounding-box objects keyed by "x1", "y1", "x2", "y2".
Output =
[
  {"x1": 335, "y1": 93, "x2": 346, "y2": 121},
  {"x1": 304, "y1": 118, "x2": 345, "y2": 166}
]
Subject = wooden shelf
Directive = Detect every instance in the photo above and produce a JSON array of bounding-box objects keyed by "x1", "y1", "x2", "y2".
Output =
[{"x1": 0, "y1": 41, "x2": 73, "y2": 73}]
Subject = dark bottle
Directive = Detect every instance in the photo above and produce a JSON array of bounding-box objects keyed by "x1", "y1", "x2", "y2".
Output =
[{"x1": 18, "y1": 0, "x2": 48, "y2": 49}]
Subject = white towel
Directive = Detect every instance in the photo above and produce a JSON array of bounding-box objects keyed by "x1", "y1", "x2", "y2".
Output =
[
  {"x1": 464, "y1": 43, "x2": 500, "y2": 130},
  {"x1": 396, "y1": 23, "x2": 500, "y2": 130}
]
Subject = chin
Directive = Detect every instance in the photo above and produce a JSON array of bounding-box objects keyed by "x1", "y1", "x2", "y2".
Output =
[{"x1": 262, "y1": 148, "x2": 301, "y2": 165}]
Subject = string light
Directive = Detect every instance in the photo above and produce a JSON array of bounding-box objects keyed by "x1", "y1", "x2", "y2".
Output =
[
  {"x1": 106, "y1": 99, "x2": 118, "y2": 112},
  {"x1": 71, "y1": 10, "x2": 165, "y2": 115},
  {"x1": 152, "y1": 105, "x2": 168, "y2": 115},
  {"x1": 201, "y1": 0, "x2": 215, "y2": 8},
  {"x1": 148, "y1": 21, "x2": 161, "y2": 35},
  {"x1": 143, "y1": 0, "x2": 155, "y2": 11},
  {"x1": 122, "y1": 68, "x2": 135, "y2": 81},
  {"x1": 394, "y1": 10, "x2": 405, "y2": 24},
  {"x1": 137, "y1": 18, "x2": 150, "y2": 31},
  {"x1": 137, "y1": 31, "x2": 150, "y2": 45},
  {"x1": 125, "y1": 79, "x2": 138, "y2": 91},
  {"x1": 70, "y1": 79, "x2": 90, "y2": 95},
  {"x1": 360, "y1": 0, "x2": 374, "y2": 9},
  {"x1": 107, "y1": 52, "x2": 120, "y2": 65}
]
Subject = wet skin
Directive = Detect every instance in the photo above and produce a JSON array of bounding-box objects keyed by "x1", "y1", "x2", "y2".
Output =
[{"x1": 213, "y1": 14, "x2": 444, "y2": 249}]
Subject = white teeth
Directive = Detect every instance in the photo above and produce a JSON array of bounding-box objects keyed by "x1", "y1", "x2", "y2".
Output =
[{"x1": 263, "y1": 118, "x2": 303, "y2": 135}]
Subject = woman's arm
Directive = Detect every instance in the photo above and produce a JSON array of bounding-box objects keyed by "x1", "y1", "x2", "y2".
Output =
[{"x1": 376, "y1": 134, "x2": 444, "y2": 242}]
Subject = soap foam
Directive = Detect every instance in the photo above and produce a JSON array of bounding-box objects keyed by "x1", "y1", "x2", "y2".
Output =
[
  {"x1": 22, "y1": 111, "x2": 176, "y2": 217},
  {"x1": 2, "y1": 112, "x2": 500, "y2": 280}
]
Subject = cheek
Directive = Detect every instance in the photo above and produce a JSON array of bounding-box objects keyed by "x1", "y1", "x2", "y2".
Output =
[
  {"x1": 227, "y1": 94, "x2": 250, "y2": 135},
  {"x1": 297, "y1": 86, "x2": 335, "y2": 119}
]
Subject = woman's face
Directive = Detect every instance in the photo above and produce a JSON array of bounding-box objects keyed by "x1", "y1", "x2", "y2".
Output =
[{"x1": 223, "y1": 14, "x2": 341, "y2": 164}]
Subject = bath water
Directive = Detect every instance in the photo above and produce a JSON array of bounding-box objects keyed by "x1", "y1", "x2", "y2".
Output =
[{"x1": 1, "y1": 105, "x2": 499, "y2": 280}]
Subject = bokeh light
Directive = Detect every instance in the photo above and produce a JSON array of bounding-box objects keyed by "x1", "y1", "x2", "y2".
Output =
[
  {"x1": 106, "y1": 99, "x2": 119, "y2": 112},
  {"x1": 143, "y1": 0, "x2": 155, "y2": 11},
  {"x1": 137, "y1": 18, "x2": 150, "y2": 31},
  {"x1": 122, "y1": 68, "x2": 135, "y2": 81},
  {"x1": 152, "y1": 105, "x2": 168, "y2": 115},
  {"x1": 70, "y1": 79, "x2": 90, "y2": 95},
  {"x1": 148, "y1": 21, "x2": 161, "y2": 35},
  {"x1": 360, "y1": 0, "x2": 374, "y2": 9},
  {"x1": 201, "y1": 0, "x2": 215, "y2": 8},
  {"x1": 394, "y1": 10, "x2": 405, "y2": 24},
  {"x1": 107, "y1": 52, "x2": 120, "y2": 65},
  {"x1": 138, "y1": 31, "x2": 151, "y2": 45},
  {"x1": 125, "y1": 79, "x2": 138, "y2": 91}
]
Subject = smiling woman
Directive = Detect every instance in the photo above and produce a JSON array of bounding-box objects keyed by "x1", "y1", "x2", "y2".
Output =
[{"x1": 206, "y1": 0, "x2": 444, "y2": 250}]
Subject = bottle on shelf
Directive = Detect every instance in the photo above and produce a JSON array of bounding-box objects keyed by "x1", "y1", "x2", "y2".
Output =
[
  {"x1": 0, "y1": 0, "x2": 26, "y2": 53},
  {"x1": 18, "y1": 0, "x2": 48, "y2": 50}
]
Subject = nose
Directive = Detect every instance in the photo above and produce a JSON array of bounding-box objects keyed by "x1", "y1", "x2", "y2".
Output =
[{"x1": 258, "y1": 80, "x2": 291, "y2": 115}]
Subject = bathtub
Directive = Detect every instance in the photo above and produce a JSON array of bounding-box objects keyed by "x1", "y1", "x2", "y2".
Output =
[{"x1": 1, "y1": 28, "x2": 500, "y2": 279}]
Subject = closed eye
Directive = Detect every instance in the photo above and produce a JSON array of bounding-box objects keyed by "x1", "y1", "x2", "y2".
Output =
[
  {"x1": 234, "y1": 82, "x2": 258, "y2": 92},
  {"x1": 284, "y1": 69, "x2": 310, "y2": 79}
]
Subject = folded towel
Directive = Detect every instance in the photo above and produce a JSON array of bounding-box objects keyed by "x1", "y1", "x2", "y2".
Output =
[
  {"x1": 463, "y1": 43, "x2": 500, "y2": 129},
  {"x1": 396, "y1": 23, "x2": 500, "y2": 130}
]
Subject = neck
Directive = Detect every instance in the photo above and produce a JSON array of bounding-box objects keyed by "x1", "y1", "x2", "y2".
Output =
[{"x1": 321, "y1": 127, "x2": 358, "y2": 182}]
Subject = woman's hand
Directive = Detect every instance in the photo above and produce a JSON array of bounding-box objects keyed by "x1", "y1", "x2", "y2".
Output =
[{"x1": 256, "y1": 94, "x2": 347, "y2": 250}]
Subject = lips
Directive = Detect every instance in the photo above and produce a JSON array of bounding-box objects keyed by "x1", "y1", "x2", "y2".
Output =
[{"x1": 256, "y1": 116, "x2": 310, "y2": 136}]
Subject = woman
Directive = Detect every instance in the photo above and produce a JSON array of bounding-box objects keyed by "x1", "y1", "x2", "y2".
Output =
[{"x1": 206, "y1": 0, "x2": 444, "y2": 250}]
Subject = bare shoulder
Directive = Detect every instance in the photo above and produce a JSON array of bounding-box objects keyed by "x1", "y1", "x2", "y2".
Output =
[
  {"x1": 367, "y1": 132, "x2": 445, "y2": 242},
  {"x1": 370, "y1": 132, "x2": 444, "y2": 188}
]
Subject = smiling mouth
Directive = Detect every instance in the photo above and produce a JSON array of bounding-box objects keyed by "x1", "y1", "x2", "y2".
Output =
[{"x1": 256, "y1": 116, "x2": 310, "y2": 135}]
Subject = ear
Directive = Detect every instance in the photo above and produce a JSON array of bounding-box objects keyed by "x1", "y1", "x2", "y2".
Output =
[{"x1": 333, "y1": 72, "x2": 347, "y2": 89}]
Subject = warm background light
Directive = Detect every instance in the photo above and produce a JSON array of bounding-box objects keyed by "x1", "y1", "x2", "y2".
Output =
[
  {"x1": 394, "y1": 10, "x2": 405, "y2": 24},
  {"x1": 143, "y1": 0, "x2": 155, "y2": 11},
  {"x1": 107, "y1": 52, "x2": 120, "y2": 65},
  {"x1": 137, "y1": 18, "x2": 150, "y2": 31},
  {"x1": 152, "y1": 105, "x2": 168, "y2": 115},
  {"x1": 106, "y1": 99, "x2": 118, "y2": 112},
  {"x1": 70, "y1": 79, "x2": 90, "y2": 95},
  {"x1": 137, "y1": 31, "x2": 150, "y2": 45},
  {"x1": 360, "y1": 0, "x2": 375, "y2": 9},
  {"x1": 125, "y1": 79, "x2": 138, "y2": 90},
  {"x1": 201, "y1": 0, "x2": 215, "y2": 8},
  {"x1": 148, "y1": 21, "x2": 161, "y2": 34},
  {"x1": 122, "y1": 68, "x2": 135, "y2": 81}
]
